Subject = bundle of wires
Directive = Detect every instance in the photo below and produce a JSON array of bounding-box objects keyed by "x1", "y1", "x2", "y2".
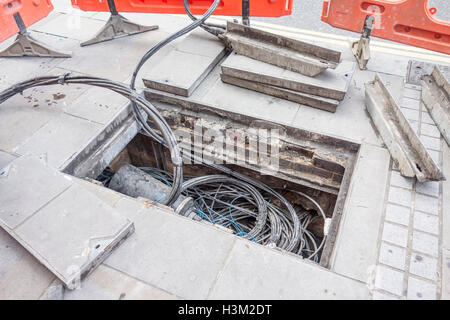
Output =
[{"x1": 138, "y1": 167, "x2": 326, "y2": 261}]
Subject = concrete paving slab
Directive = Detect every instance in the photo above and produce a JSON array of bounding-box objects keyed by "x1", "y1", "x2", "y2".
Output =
[
  {"x1": 220, "y1": 73, "x2": 340, "y2": 113},
  {"x1": 0, "y1": 156, "x2": 134, "y2": 289},
  {"x1": 64, "y1": 265, "x2": 178, "y2": 300},
  {"x1": 63, "y1": 86, "x2": 129, "y2": 125},
  {"x1": 14, "y1": 113, "x2": 103, "y2": 169},
  {"x1": 221, "y1": 53, "x2": 354, "y2": 100},
  {"x1": 442, "y1": 143, "x2": 450, "y2": 299},
  {"x1": 0, "y1": 228, "x2": 55, "y2": 300},
  {"x1": 290, "y1": 69, "x2": 388, "y2": 146},
  {"x1": 209, "y1": 239, "x2": 369, "y2": 299},
  {"x1": 0, "y1": 156, "x2": 72, "y2": 230},
  {"x1": 57, "y1": 29, "x2": 173, "y2": 82},
  {"x1": 0, "y1": 151, "x2": 17, "y2": 170},
  {"x1": 201, "y1": 75, "x2": 301, "y2": 126},
  {"x1": 105, "y1": 198, "x2": 236, "y2": 299},
  {"x1": 143, "y1": 31, "x2": 227, "y2": 96},
  {"x1": 330, "y1": 144, "x2": 390, "y2": 282},
  {"x1": 31, "y1": 13, "x2": 109, "y2": 42}
]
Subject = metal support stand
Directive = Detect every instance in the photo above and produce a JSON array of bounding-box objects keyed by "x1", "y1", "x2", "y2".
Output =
[
  {"x1": 351, "y1": 15, "x2": 374, "y2": 70},
  {"x1": 0, "y1": 13, "x2": 71, "y2": 58},
  {"x1": 81, "y1": 0, "x2": 158, "y2": 47},
  {"x1": 242, "y1": 0, "x2": 250, "y2": 26}
]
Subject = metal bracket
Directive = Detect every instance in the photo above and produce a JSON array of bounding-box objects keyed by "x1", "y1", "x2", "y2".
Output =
[
  {"x1": 0, "y1": 32, "x2": 71, "y2": 58},
  {"x1": 242, "y1": 0, "x2": 250, "y2": 26},
  {"x1": 351, "y1": 15, "x2": 373, "y2": 70},
  {"x1": 80, "y1": 0, "x2": 158, "y2": 46}
]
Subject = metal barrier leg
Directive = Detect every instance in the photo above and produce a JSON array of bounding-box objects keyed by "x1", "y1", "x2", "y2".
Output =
[
  {"x1": 80, "y1": 0, "x2": 158, "y2": 47},
  {"x1": 351, "y1": 16, "x2": 373, "y2": 70},
  {"x1": 0, "y1": 32, "x2": 71, "y2": 58},
  {"x1": 0, "y1": 13, "x2": 71, "y2": 58}
]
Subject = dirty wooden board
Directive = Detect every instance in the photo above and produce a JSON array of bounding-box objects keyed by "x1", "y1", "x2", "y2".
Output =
[
  {"x1": 220, "y1": 73, "x2": 339, "y2": 113},
  {"x1": 421, "y1": 66, "x2": 450, "y2": 147},
  {"x1": 365, "y1": 74, "x2": 444, "y2": 182},
  {"x1": 142, "y1": 31, "x2": 227, "y2": 97},
  {"x1": 221, "y1": 53, "x2": 355, "y2": 100},
  {"x1": 0, "y1": 156, "x2": 134, "y2": 289}
]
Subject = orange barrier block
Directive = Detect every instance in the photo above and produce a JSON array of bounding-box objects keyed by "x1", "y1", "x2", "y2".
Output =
[
  {"x1": 71, "y1": 0, "x2": 292, "y2": 17},
  {"x1": 322, "y1": 0, "x2": 450, "y2": 54},
  {"x1": 0, "y1": 0, "x2": 54, "y2": 42}
]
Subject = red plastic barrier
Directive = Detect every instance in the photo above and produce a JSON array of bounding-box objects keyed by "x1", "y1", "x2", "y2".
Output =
[
  {"x1": 0, "y1": 0, "x2": 54, "y2": 42},
  {"x1": 71, "y1": 0, "x2": 292, "y2": 17},
  {"x1": 321, "y1": 0, "x2": 450, "y2": 54}
]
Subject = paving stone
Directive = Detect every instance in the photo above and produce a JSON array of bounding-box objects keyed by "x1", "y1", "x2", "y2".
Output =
[
  {"x1": 209, "y1": 239, "x2": 369, "y2": 299},
  {"x1": 0, "y1": 156, "x2": 72, "y2": 229},
  {"x1": 415, "y1": 193, "x2": 439, "y2": 215},
  {"x1": 388, "y1": 186, "x2": 412, "y2": 207},
  {"x1": 419, "y1": 135, "x2": 441, "y2": 151},
  {"x1": 57, "y1": 29, "x2": 173, "y2": 82},
  {"x1": 202, "y1": 76, "x2": 300, "y2": 126},
  {"x1": 13, "y1": 182, "x2": 133, "y2": 289},
  {"x1": 0, "y1": 68, "x2": 89, "y2": 152},
  {"x1": 402, "y1": 97, "x2": 420, "y2": 110},
  {"x1": 0, "y1": 228, "x2": 55, "y2": 300},
  {"x1": 390, "y1": 170, "x2": 413, "y2": 190},
  {"x1": 32, "y1": 12, "x2": 109, "y2": 42},
  {"x1": 379, "y1": 242, "x2": 406, "y2": 270},
  {"x1": 0, "y1": 151, "x2": 17, "y2": 170},
  {"x1": 421, "y1": 123, "x2": 441, "y2": 138},
  {"x1": 412, "y1": 231, "x2": 439, "y2": 257},
  {"x1": 408, "y1": 120, "x2": 420, "y2": 134},
  {"x1": 382, "y1": 222, "x2": 409, "y2": 247},
  {"x1": 421, "y1": 111, "x2": 436, "y2": 126},
  {"x1": 427, "y1": 149, "x2": 441, "y2": 165},
  {"x1": 413, "y1": 211, "x2": 439, "y2": 235},
  {"x1": 221, "y1": 52, "x2": 355, "y2": 100},
  {"x1": 403, "y1": 88, "x2": 421, "y2": 100},
  {"x1": 290, "y1": 70, "x2": 395, "y2": 146},
  {"x1": 14, "y1": 113, "x2": 103, "y2": 169},
  {"x1": 400, "y1": 107, "x2": 419, "y2": 122},
  {"x1": 332, "y1": 144, "x2": 390, "y2": 282},
  {"x1": 409, "y1": 253, "x2": 438, "y2": 281},
  {"x1": 374, "y1": 265, "x2": 404, "y2": 296},
  {"x1": 372, "y1": 290, "x2": 401, "y2": 300},
  {"x1": 407, "y1": 277, "x2": 437, "y2": 300},
  {"x1": 385, "y1": 203, "x2": 410, "y2": 226},
  {"x1": 63, "y1": 87, "x2": 129, "y2": 125},
  {"x1": 64, "y1": 265, "x2": 178, "y2": 300},
  {"x1": 143, "y1": 31, "x2": 226, "y2": 97},
  {"x1": 105, "y1": 198, "x2": 236, "y2": 299}
]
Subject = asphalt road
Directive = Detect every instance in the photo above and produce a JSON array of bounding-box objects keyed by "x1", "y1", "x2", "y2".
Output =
[{"x1": 255, "y1": 0, "x2": 450, "y2": 38}]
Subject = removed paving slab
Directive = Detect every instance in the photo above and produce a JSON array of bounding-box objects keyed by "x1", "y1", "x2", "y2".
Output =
[
  {"x1": 365, "y1": 74, "x2": 444, "y2": 182},
  {"x1": 421, "y1": 66, "x2": 450, "y2": 147},
  {"x1": 0, "y1": 156, "x2": 134, "y2": 289},
  {"x1": 143, "y1": 30, "x2": 227, "y2": 97},
  {"x1": 221, "y1": 53, "x2": 354, "y2": 104}
]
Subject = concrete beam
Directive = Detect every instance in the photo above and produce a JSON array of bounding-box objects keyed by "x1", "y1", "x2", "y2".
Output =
[
  {"x1": 220, "y1": 73, "x2": 339, "y2": 113},
  {"x1": 421, "y1": 66, "x2": 450, "y2": 147},
  {"x1": 220, "y1": 22, "x2": 341, "y2": 77},
  {"x1": 365, "y1": 74, "x2": 444, "y2": 182},
  {"x1": 221, "y1": 53, "x2": 354, "y2": 101}
]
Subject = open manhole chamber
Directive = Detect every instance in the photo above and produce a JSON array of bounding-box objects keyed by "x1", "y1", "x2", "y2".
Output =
[{"x1": 63, "y1": 94, "x2": 360, "y2": 268}]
